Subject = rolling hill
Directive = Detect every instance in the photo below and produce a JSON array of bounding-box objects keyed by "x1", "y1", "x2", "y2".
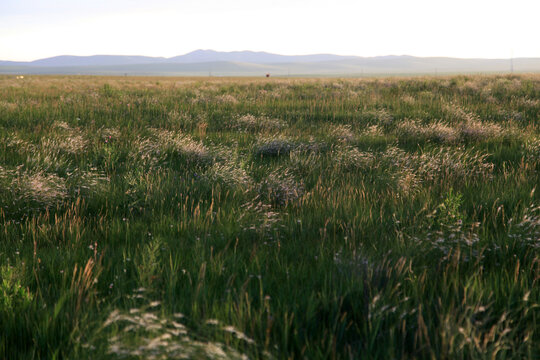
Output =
[{"x1": 1, "y1": 50, "x2": 539, "y2": 76}]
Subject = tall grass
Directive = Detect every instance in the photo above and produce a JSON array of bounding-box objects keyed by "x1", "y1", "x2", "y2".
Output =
[{"x1": 0, "y1": 74, "x2": 538, "y2": 359}]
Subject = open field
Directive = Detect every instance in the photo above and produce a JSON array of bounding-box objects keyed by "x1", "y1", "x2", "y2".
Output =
[{"x1": 0, "y1": 74, "x2": 539, "y2": 359}]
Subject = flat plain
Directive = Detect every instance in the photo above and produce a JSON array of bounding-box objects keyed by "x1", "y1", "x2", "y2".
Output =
[{"x1": 0, "y1": 74, "x2": 539, "y2": 359}]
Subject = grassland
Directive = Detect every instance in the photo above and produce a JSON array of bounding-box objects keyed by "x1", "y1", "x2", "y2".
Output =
[{"x1": 0, "y1": 74, "x2": 539, "y2": 359}]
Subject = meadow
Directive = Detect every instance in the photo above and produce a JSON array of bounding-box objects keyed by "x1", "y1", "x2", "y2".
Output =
[{"x1": 0, "y1": 74, "x2": 538, "y2": 359}]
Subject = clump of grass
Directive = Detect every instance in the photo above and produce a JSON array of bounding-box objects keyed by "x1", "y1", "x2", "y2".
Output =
[
  {"x1": 66, "y1": 168, "x2": 109, "y2": 197},
  {"x1": 45, "y1": 121, "x2": 89, "y2": 155},
  {"x1": 215, "y1": 94, "x2": 239, "y2": 104},
  {"x1": 444, "y1": 103, "x2": 478, "y2": 123},
  {"x1": 361, "y1": 124, "x2": 384, "y2": 137},
  {"x1": 395, "y1": 119, "x2": 459, "y2": 144},
  {"x1": 130, "y1": 138, "x2": 162, "y2": 168},
  {"x1": 458, "y1": 119, "x2": 502, "y2": 142},
  {"x1": 99, "y1": 127, "x2": 121, "y2": 143},
  {"x1": 420, "y1": 148, "x2": 494, "y2": 182},
  {"x1": 332, "y1": 145, "x2": 376, "y2": 171},
  {"x1": 381, "y1": 146, "x2": 494, "y2": 184},
  {"x1": 199, "y1": 144, "x2": 253, "y2": 189},
  {"x1": 132, "y1": 128, "x2": 212, "y2": 168},
  {"x1": 232, "y1": 114, "x2": 286, "y2": 132},
  {"x1": 5, "y1": 133, "x2": 35, "y2": 154},
  {"x1": 443, "y1": 103, "x2": 508, "y2": 142},
  {"x1": 257, "y1": 168, "x2": 304, "y2": 207},
  {"x1": 393, "y1": 167, "x2": 422, "y2": 197},
  {"x1": 151, "y1": 128, "x2": 211, "y2": 164},
  {"x1": 92, "y1": 298, "x2": 260, "y2": 360},
  {"x1": 508, "y1": 202, "x2": 540, "y2": 250},
  {"x1": 328, "y1": 123, "x2": 355, "y2": 143},
  {"x1": 238, "y1": 201, "x2": 281, "y2": 236},
  {"x1": 4, "y1": 129, "x2": 83, "y2": 172},
  {"x1": 4, "y1": 167, "x2": 67, "y2": 209},
  {"x1": 42, "y1": 134, "x2": 88, "y2": 155},
  {"x1": 204, "y1": 161, "x2": 252, "y2": 190},
  {"x1": 372, "y1": 109, "x2": 395, "y2": 130},
  {"x1": 427, "y1": 121, "x2": 461, "y2": 144},
  {"x1": 167, "y1": 110, "x2": 200, "y2": 130},
  {"x1": 254, "y1": 137, "x2": 295, "y2": 158}
]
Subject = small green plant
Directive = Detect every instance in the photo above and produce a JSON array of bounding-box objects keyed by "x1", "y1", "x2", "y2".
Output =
[
  {"x1": 439, "y1": 188, "x2": 464, "y2": 226},
  {"x1": 137, "y1": 236, "x2": 163, "y2": 290},
  {"x1": 0, "y1": 265, "x2": 33, "y2": 312}
]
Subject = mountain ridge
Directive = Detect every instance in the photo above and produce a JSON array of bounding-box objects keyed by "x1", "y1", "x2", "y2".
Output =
[
  {"x1": 1, "y1": 50, "x2": 359, "y2": 67},
  {"x1": 1, "y1": 50, "x2": 539, "y2": 76}
]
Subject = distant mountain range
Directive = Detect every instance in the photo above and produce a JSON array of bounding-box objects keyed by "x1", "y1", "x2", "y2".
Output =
[{"x1": 1, "y1": 49, "x2": 539, "y2": 76}]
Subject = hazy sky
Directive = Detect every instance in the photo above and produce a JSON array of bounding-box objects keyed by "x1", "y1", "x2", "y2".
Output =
[{"x1": 1, "y1": 0, "x2": 539, "y2": 61}]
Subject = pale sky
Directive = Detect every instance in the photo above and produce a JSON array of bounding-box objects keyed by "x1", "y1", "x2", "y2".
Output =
[{"x1": 1, "y1": 0, "x2": 539, "y2": 61}]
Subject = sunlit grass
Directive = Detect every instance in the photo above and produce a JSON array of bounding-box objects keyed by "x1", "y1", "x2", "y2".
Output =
[{"x1": 0, "y1": 74, "x2": 538, "y2": 359}]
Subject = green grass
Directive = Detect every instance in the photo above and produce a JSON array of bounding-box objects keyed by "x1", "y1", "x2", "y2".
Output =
[{"x1": 0, "y1": 74, "x2": 539, "y2": 359}]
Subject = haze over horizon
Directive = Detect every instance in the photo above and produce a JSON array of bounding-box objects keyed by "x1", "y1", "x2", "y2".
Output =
[
  {"x1": 2, "y1": 50, "x2": 539, "y2": 64},
  {"x1": 1, "y1": 0, "x2": 539, "y2": 62}
]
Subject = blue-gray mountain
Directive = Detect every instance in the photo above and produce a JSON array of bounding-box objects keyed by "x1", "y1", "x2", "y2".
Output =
[{"x1": 1, "y1": 50, "x2": 539, "y2": 76}]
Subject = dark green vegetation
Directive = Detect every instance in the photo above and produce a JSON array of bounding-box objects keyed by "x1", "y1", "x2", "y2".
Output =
[{"x1": 0, "y1": 75, "x2": 539, "y2": 359}]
